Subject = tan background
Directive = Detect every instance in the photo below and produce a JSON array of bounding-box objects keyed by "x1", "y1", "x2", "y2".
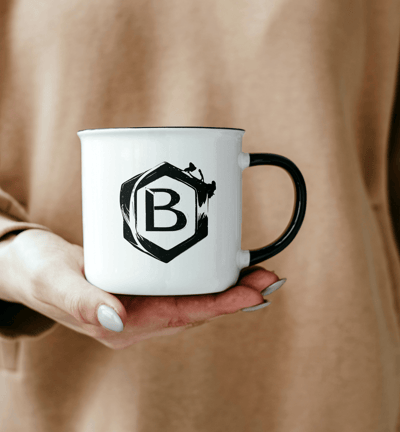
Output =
[{"x1": 1, "y1": 0, "x2": 400, "y2": 430}]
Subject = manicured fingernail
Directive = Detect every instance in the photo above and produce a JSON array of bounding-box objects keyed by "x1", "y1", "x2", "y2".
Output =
[
  {"x1": 261, "y1": 278, "x2": 287, "y2": 296},
  {"x1": 97, "y1": 305, "x2": 124, "y2": 332},
  {"x1": 241, "y1": 300, "x2": 271, "y2": 312}
]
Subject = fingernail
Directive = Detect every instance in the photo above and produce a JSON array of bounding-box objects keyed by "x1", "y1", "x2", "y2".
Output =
[
  {"x1": 97, "y1": 305, "x2": 124, "y2": 332},
  {"x1": 241, "y1": 300, "x2": 271, "y2": 312},
  {"x1": 261, "y1": 278, "x2": 287, "y2": 296}
]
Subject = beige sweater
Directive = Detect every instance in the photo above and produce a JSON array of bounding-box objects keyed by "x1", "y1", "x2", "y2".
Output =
[{"x1": 1, "y1": 0, "x2": 400, "y2": 430}]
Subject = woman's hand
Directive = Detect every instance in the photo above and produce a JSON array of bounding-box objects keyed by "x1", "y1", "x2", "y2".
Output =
[{"x1": 0, "y1": 229, "x2": 279, "y2": 350}]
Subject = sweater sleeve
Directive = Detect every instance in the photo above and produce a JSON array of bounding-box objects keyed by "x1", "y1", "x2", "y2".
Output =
[{"x1": 0, "y1": 187, "x2": 59, "y2": 341}]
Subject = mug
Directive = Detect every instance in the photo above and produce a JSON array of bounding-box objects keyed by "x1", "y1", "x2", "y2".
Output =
[{"x1": 77, "y1": 127, "x2": 307, "y2": 296}]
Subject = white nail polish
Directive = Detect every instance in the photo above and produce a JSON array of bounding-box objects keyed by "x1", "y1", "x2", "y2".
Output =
[
  {"x1": 97, "y1": 305, "x2": 124, "y2": 332},
  {"x1": 261, "y1": 278, "x2": 287, "y2": 296},
  {"x1": 241, "y1": 301, "x2": 271, "y2": 312}
]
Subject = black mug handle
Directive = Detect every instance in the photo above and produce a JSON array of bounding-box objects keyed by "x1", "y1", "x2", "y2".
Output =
[{"x1": 246, "y1": 153, "x2": 307, "y2": 266}]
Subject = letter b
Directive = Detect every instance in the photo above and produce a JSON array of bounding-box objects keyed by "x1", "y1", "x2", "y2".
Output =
[{"x1": 145, "y1": 188, "x2": 187, "y2": 231}]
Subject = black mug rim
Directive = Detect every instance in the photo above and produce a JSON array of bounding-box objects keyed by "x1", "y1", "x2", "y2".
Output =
[{"x1": 77, "y1": 126, "x2": 245, "y2": 133}]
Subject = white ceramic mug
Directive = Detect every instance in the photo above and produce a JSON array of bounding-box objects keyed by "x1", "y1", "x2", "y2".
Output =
[{"x1": 77, "y1": 127, "x2": 307, "y2": 296}]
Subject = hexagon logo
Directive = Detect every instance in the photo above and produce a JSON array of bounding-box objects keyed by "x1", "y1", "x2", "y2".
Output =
[{"x1": 120, "y1": 161, "x2": 216, "y2": 263}]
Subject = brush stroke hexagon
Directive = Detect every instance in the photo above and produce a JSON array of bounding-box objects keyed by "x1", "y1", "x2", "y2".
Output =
[{"x1": 120, "y1": 161, "x2": 216, "y2": 263}]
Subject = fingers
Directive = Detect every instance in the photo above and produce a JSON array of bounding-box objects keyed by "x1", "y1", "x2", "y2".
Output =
[
  {"x1": 115, "y1": 267, "x2": 278, "y2": 331},
  {"x1": 182, "y1": 266, "x2": 278, "y2": 321},
  {"x1": 211, "y1": 267, "x2": 278, "y2": 314},
  {"x1": 237, "y1": 266, "x2": 279, "y2": 293}
]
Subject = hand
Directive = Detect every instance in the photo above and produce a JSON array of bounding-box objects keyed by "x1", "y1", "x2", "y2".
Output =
[{"x1": 0, "y1": 229, "x2": 279, "y2": 350}]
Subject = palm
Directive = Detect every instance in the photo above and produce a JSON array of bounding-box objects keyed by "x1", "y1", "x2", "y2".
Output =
[{"x1": 109, "y1": 266, "x2": 277, "y2": 347}]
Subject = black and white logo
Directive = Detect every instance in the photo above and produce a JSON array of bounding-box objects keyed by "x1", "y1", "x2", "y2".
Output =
[{"x1": 120, "y1": 162, "x2": 216, "y2": 263}]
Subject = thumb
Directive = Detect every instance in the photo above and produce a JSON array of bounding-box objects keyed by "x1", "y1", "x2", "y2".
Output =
[{"x1": 55, "y1": 269, "x2": 127, "y2": 332}]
